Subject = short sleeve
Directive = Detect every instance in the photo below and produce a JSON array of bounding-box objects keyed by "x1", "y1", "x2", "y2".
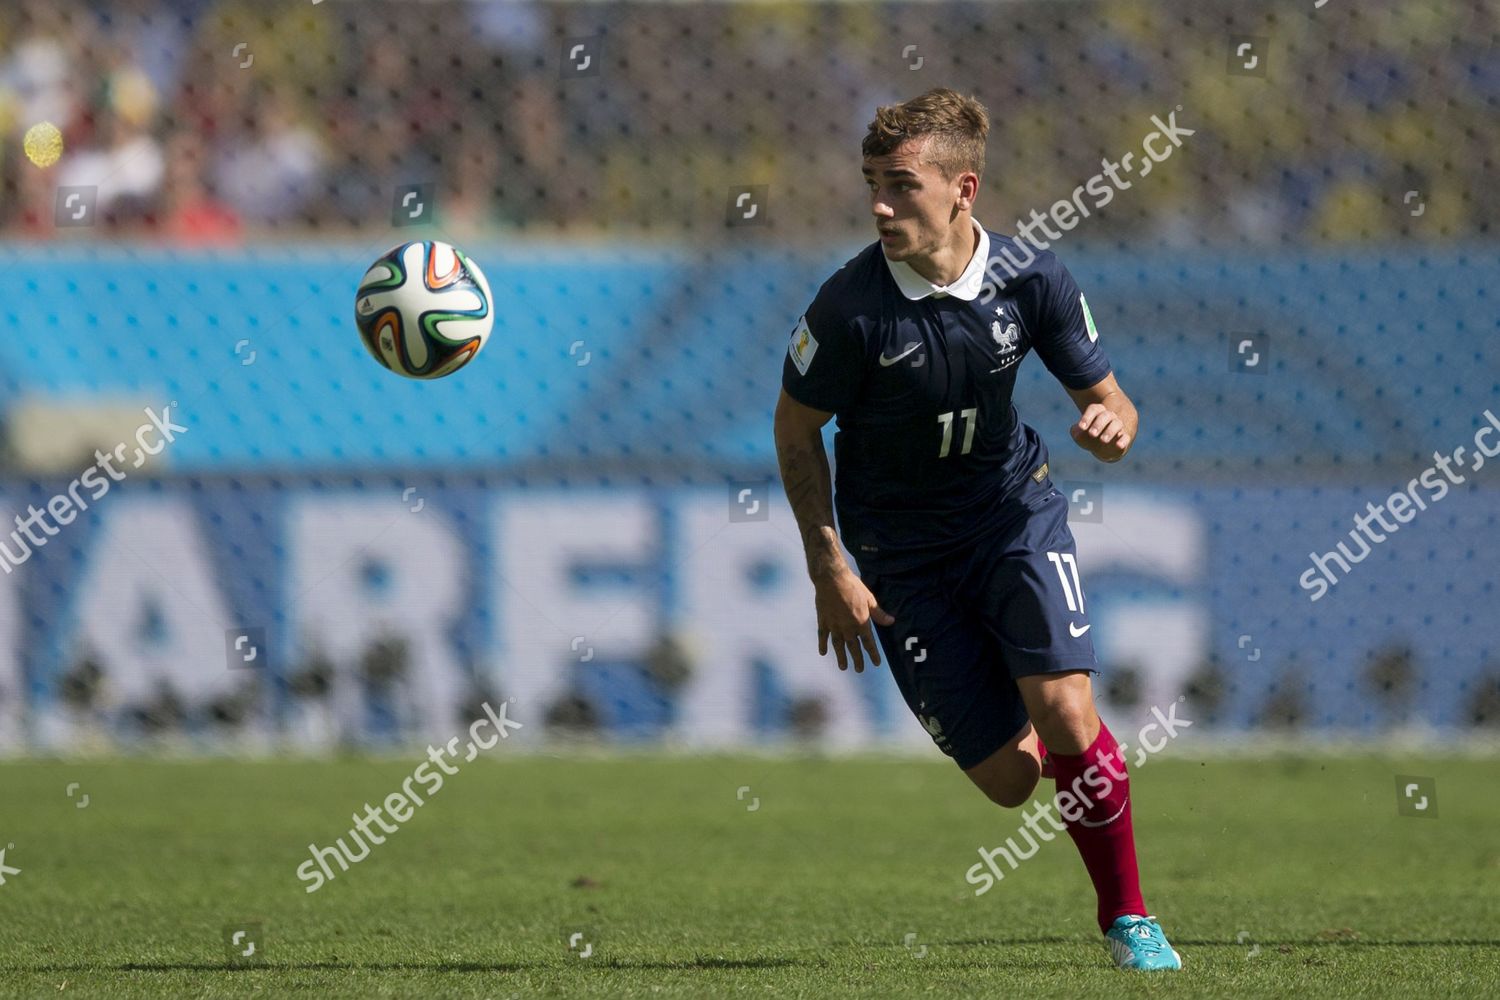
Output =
[
  {"x1": 1026, "y1": 256, "x2": 1113, "y2": 391},
  {"x1": 780, "y1": 293, "x2": 864, "y2": 413}
]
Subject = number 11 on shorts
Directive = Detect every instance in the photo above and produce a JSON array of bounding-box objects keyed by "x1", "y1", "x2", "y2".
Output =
[{"x1": 1046, "y1": 551, "x2": 1085, "y2": 613}]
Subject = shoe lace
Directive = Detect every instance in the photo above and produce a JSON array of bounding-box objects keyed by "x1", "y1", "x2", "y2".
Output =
[{"x1": 1121, "y1": 918, "x2": 1166, "y2": 956}]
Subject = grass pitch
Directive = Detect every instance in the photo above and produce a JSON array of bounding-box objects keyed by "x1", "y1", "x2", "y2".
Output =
[{"x1": 1, "y1": 751, "x2": 1496, "y2": 998}]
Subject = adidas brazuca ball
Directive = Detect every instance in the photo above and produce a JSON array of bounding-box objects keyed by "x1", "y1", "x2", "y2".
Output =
[{"x1": 354, "y1": 241, "x2": 494, "y2": 379}]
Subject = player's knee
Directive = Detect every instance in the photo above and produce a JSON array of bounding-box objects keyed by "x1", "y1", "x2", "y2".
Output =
[
  {"x1": 1030, "y1": 706, "x2": 1097, "y2": 755},
  {"x1": 1020, "y1": 674, "x2": 1098, "y2": 753},
  {"x1": 1030, "y1": 697, "x2": 1090, "y2": 735}
]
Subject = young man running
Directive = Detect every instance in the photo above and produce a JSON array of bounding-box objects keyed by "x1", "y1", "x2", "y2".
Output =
[{"x1": 773, "y1": 87, "x2": 1181, "y2": 971}]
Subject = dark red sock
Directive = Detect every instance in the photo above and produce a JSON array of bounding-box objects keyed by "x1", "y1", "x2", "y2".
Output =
[{"x1": 1047, "y1": 722, "x2": 1146, "y2": 933}]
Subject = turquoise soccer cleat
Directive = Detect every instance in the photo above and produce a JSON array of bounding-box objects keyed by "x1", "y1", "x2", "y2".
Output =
[{"x1": 1105, "y1": 915, "x2": 1183, "y2": 970}]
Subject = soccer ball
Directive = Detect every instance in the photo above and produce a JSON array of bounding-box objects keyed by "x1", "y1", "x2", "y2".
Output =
[{"x1": 354, "y1": 241, "x2": 494, "y2": 379}]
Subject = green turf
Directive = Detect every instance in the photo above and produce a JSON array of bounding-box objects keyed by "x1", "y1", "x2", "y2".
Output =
[{"x1": 1, "y1": 752, "x2": 1496, "y2": 998}]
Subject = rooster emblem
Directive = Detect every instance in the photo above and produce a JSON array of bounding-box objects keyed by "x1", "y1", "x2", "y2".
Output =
[{"x1": 991, "y1": 320, "x2": 1020, "y2": 353}]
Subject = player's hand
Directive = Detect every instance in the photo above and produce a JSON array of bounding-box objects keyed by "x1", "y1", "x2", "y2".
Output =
[
  {"x1": 1070, "y1": 403, "x2": 1131, "y2": 462},
  {"x1": 813, "y1": 568, "x2": 894, "y2": 673}
]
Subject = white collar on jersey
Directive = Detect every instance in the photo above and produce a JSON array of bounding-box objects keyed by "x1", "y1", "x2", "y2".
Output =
[{"x1": 882, "y1": 216, "x2": 989, "y2": 302}]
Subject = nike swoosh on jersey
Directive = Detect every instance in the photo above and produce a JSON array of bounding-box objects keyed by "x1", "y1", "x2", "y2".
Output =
[
  {"x1": 1069, "y1": 621, "x2": 1092, "y2": 637},
  {"x1": 878, "y1": 343, "x2": 922, "y2": 366}
]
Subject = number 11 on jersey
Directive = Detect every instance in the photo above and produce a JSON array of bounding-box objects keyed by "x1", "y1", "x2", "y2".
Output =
[{"x1": 937, "y1": 407, "x2": 977, "y2": 458}]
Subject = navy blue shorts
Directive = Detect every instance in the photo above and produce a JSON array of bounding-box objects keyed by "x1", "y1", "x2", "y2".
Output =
[{"x1": 858, "y1": 480, "x2": 1098, "y2": 770}]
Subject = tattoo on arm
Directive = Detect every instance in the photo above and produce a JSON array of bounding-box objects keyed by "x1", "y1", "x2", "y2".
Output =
[{"x1": 775, "y1": 432, "x2": 846, "y2": 579}]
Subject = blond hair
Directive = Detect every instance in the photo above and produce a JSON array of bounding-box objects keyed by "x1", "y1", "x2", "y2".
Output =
[{"x1": 861, "y1": 88, "x2": 989, "y2": 179}]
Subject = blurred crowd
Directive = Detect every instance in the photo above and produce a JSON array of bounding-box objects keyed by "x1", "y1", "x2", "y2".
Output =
[{"x1": 0, "y1": 0, "x2": 1493, "y2": 246}]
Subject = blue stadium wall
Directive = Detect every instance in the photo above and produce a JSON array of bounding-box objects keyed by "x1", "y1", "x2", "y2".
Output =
[{"x1": 0, "y1": 245, "x2": 1495, "y2": 748}]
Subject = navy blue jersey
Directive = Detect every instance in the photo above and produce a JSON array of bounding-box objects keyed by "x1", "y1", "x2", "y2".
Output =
[{"x1": 781, "y1": 220, "x2": 1111, "y2": 572}]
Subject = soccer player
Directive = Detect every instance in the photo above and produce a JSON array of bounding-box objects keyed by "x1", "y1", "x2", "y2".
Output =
[{"x1": 773, "y1": 88, "x2": 1182, "y2": 971}]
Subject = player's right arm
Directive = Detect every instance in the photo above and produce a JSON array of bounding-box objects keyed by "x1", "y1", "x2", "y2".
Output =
[{"x1": 773, "y1": 388, "x2": 892, "y2": 672}]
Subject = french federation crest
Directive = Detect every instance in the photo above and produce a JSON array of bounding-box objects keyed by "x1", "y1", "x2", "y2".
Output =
[
  {"x1": 918, "y1": 712, "x2": 953, "y2": 753},
  {"x1": 991, "y1": 320, "x2": 1020, "y2": 353}
]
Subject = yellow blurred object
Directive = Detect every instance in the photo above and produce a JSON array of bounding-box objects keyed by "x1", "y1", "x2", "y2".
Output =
[
  {"x1": 110, "y1": 66, "x2": 159, "y2": 128},
  {"x1": 23, "y1": 121, "x2": 63, "y2": 168},
  {"x1": 1310, "y1": 179, "x2": 1395, "y2": 244}
]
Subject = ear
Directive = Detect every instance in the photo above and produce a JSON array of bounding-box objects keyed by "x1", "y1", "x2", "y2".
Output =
[{"x1": 955, "y1": 171, "x2": 980, "y2": 211}]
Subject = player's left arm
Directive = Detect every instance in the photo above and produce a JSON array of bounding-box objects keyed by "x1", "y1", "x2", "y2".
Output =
[
  {"x1": 1065, "y1": 372, "x2": 1137, "y2": 463},
  {"x1": 1023, "y1": 252, "x2": 1134, "y2": 463}
]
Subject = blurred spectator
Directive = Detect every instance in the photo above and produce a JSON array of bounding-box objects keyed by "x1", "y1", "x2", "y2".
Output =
[
  {"x1": 469, "y1": 0, "x2": 551, "y2": 63},
  {"x1": 159, "y1": 129, "x2": 241, "y2": 244},
  {"x1": 1, "y1": 2, "x2": 84, "y2": 130},
  {"x1": 55, "y1": 51, "x2": 166, "y2": 231},
  {"x1": 212, "y1": 86, "x2": 322, "y2": 225},
  {"x1": 103, "y1": 0, "x2": 200, "y2": 101},
  {"x1": 7, "y1": 149, "x2": 55, "y2": 236},
  {"x1": 0, "y1": 0, "x2": 1492, "y2": 244},
  {"x1": 444, "y1": 132, "x2": 502, "y2": 239},
  {"x1": 500, "y1": 77, "x2": 569, "y2": 227}
]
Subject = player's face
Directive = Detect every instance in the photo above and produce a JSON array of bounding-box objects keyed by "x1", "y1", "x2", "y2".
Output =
[{"x1": 863, "y1": 139, "x2": 966, "y2": 262}]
